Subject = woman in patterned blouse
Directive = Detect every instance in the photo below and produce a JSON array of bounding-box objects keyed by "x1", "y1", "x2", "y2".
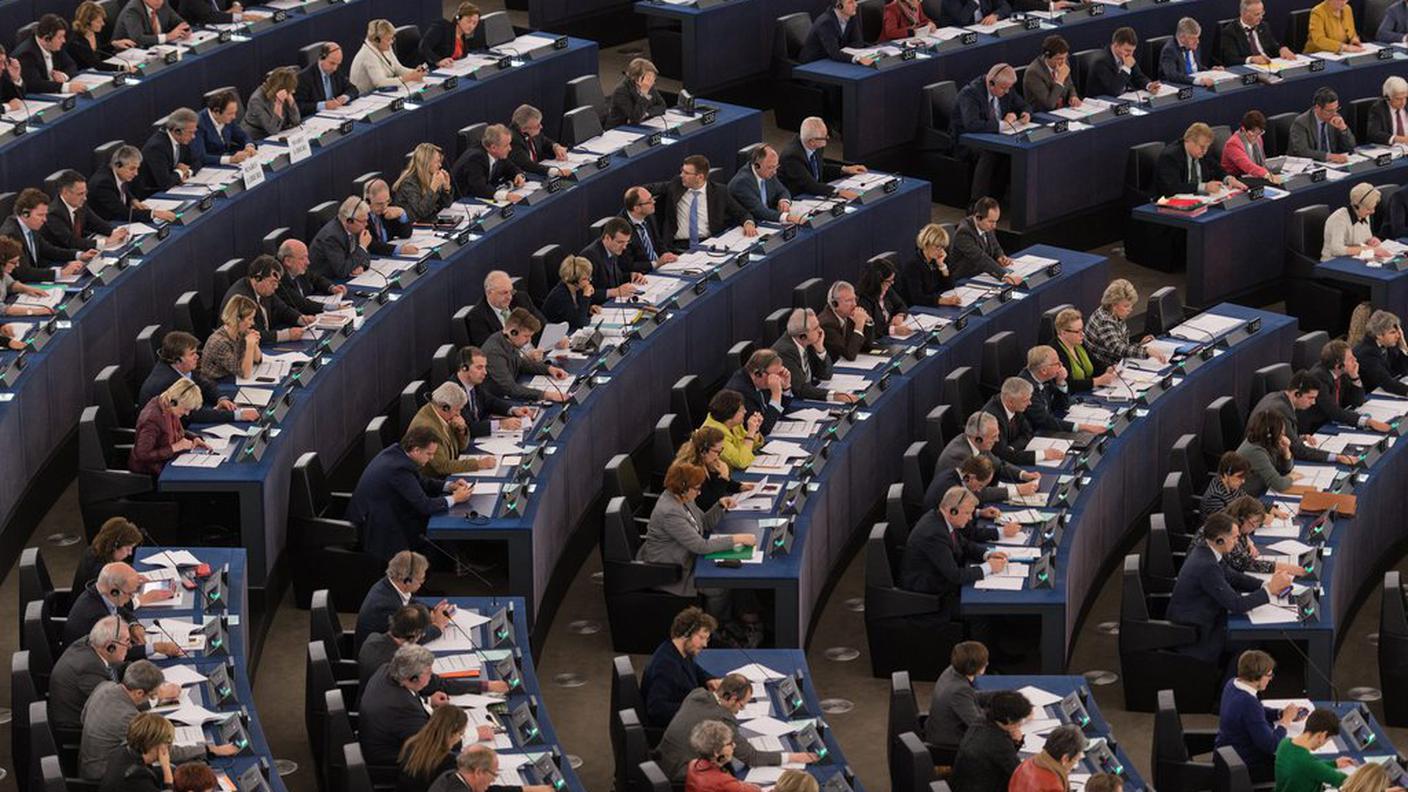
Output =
[
  {"x1": 1084, "y1": 279, "x2": 1169, "y2": 368},
  {"x1": 1193, "y1": 495, "x2": 1303, "y2": 575}
]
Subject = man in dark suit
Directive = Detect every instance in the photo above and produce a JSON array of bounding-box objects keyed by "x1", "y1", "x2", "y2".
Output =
[
  {"x1": 12, "y1": 15, "x2": 76, "y2": 95},
  {"x1": 772, "y1": 308, "x2": 858, "y2": 403},
  {"x1": 362, "y1": 179, "x2": 417, "y2": 257},
  {"x1": 778, "y1": 117, "x2": 867, "y2": 200},
  {"x1": 0, "y1": 188, "x2": 90, "y2": 283},
  {"x1": 723, "y1": 350, "x2": 794, "y2": 435},
  {"x1": 48, "y1": 616, "x2": 131, "y2": 733},
  {"x1": 63, "y1": 564, "x2": 180, "y2": 659},
  {"x1": 274, "y1": 238, "x2": 345, "y2": 315},
  {"x1": 899, "y1": 487, "x2": 1008, "y2": 621},
  {"x1": 1378, "y1": 0, "x2": 1408, "y2": 42},
  {"x1": 176, "y1": 0, "x2": 241, "y2": 25},
  {"x1": 1158, "y1": 18, "x2": 1219, "y2": 86},
  {"x1": 359, "y1": 644, "x2": 493, "y2": 766},
  {"x1": 925, "y1": 413, "x2": 1039, "y2": 507},
  {"x1": 982, "y1": 377, "x2": 1067, "y2": 467},
  {"x1": 220, "y1": 255, "x2": 312, "y2": 343},
  {"x1": 88, "y1": 145, "x2": 179, "y2": 225},
  {"x1": 579, "y1": 217, "x2": 644, "y2": 303},
  {"x1": 466, "y1": 270, "x2": 544, "y2": 347},
  {"x1": 952, "y1": 65, "x2": 1030, "y2": 201},
  {"x1": 358, "y1": 603, "x2": 507, "y2": 694},
  {"x1": 418, "y1": 2, "x2": 483, "y2": 67},
  {"x1": 1365, "y1": 77, "x2": 1408, "y2": 146},
  {"x1": 649, "y1": 154, "x2": 756, "y2": 250},
  {"x1": 727, "y1": 144, "x2": 799, "y2": 224},
  {"x1": 923, "y1": 456, "x2": 1025, "y2": 542},
  {"x1": 138, "y1": 330, "x2": 254, "y2": 423},
  {"x1": 191, "y1": 90, "x2": 254, "y2": 167},
  {"x1": 1287, "y1": 87, "x2": 1356, "y2": 163},
  {"x1": 1298, "y1": 340, "x2": 1391, "y2": 432},
  {"x1": 948, "y1": 197, "x2": 1022, "y2": 283},
  {"x1": 1154, "y1": 122, "x2": 1244, "y2": 197},
  {"x1": 508, "y1": 104, "x2": 570, "y2": 178},
  {"x1": 798, "y1": 0, "x2": 871, "y2": 63},
  {"x1": 1166, "y1": 514, "x2": 1291, "y2": 663},
  {"x1": 111, "y1": 0, "x2": 191, "y2": 48},
  {"x1": 1085, "y1": 27, "x2": 1160, "y2": 98},
  {"x1": 309, "y1": 196, "x2": 372, "y2": 280},
  {"x1": 42, "y1": 170, "x2": 128, "y2": 252},
  {"x1": 939, "y1": 0, "x2": 1011, "y2": 28},
  {"x1": 452, "y1": 123, "x2": 525, "y2": 201},
  {"x1": 619, "y1": 186, "x2": 675, "y2": 273},
  {"x1": 351, "y1": 551, "x2": 450, "y2": 652},
  {"x1": 1253, "y1": 371, "x2": 1356, "y2": 464},
  {"x1": 449, "y1": 345, "x2": 534, "y2": 438},
  {"x1": 818, "y1": 280, "x2": 874, "y2": 361},
  {"x1": 132, "y1": 108, "x2": 199, "y2": 199},
  {"x1": 346, "y1": 428, "x2": 473, "y2": 564},
  {"x1": 1020, "y1": 345, "x2": 1108, "y2": 435},
  {"x1": 294, "y1": 42, "x2": 360, "y2": 116},
  {"x1": 1219, "y1": 0, "x2": 1295, "y2": 65}
]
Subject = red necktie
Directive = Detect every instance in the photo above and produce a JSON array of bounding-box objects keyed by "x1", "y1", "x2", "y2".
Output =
[
  {"x1": 1396, "y1": 111, "x2": 1405, "y2": 138},
  {"x1": 72, "y1": 206, "x2": 82, "y2": 237},
  {"x1": 149, "y1": 7, "x2": 161, "y2": 34},
  {"x1": 527, "y1": 135, "x2": 536, "y2": 161}
]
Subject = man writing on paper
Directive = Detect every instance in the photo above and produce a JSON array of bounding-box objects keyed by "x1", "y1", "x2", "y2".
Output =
[
  {"x1": 657, "y1": 673, "x2": 817, "y2": 779},
  {"x1": 924, "y1": 456, "x2": 1026, "y2": 541},
  {"x1": 931, "y1": 412, "x2": 1042, "y2": 507},
  {"x1": 347, "y1": 428, "x2": 475, "y2": 564},
  {"x1": 450, "y1": 345, "x2": 534, "y2": 439},
  {"x1": 900, "y1": 487, "x2": 1008, "y2": 623}
]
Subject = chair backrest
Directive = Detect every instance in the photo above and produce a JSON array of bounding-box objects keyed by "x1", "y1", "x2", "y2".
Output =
[
  {"x1": 430, "y1": 344, "x2": 455, "y2": 387},
  {"x1": 480, "y1": 11, "x2": 514, "y2": 48},
  {"x1": 1155, "y1": 689, "x2": 1190, "y2": 764},
  {"x1": 891, "y1": 732, "x2": 934, "y2": 792},
  {"x1": 19, "y1": 548, "x2": 54, "y2": 626},
  {"x1": 398, "y1": 380, "x2": 426, "y2": 436},
  {"x1": 173, "y1": 291, "x2": 208, "y2": 337},
  {"x1": 306, "y1": 200, "x2": 339, "y2": 241},
  {"x1": 1145, "y1": 515, "x2": 1177, "y2": 581},
  {"x1": 451, "y1": 305, "x2": 473, "y2": 348},
  {"x1": 1170, "y1": 433, "x2": 1206, "y2": 488},
  {"x1": 310, "y1": 589, "x2": 345, "y2": 663},
  {"x1": 764, "y1": 306, "x2": 791, "y2": 341},
  {"x1": 1266, "y1": 112, "x2": 1296, "y2": 158},
  {"x1": 926, "y1": 404, "x2": 953, "y2": 449},
  {"x1": 730, "y1": 340, "x2": 757, "y2": 372},
  {"x1": 261, "y1": 227, "x2": 292, "y2": 257},
  {"x1": 392, "y1": 25, "x2": 421, "y2": 68},
  {"x1": 92, "y1": 139, "x2": 125, "y2": 174},
  {"x1": 605, "y1": 454, "x2": 644, "y2": 507},
  {"x1": 528, "y1": 244, "x2": 564, "y2": 306},
  {"x1": 857, "y1": 0, "x2": 884, "y2": 40},
  {"x1": 343, "y1": 742, "x2": 375, "y2": 792},
  {"x1": 1213, "y1": 745, "x2": 1253, "y2": 792},
  {"x1": 1140, "y1": 35, "x2": 1171, "y2": 80},
  {"x1": 1351, "y1": 97, "x2": 1378, "y2": 142},
  {"x1": 561, "y1": 106, "x2": 603, "y2": 148},
  {"x1": 1250, "y1": 363, "x2": 1292, "y2": 407},
  {"x1": 611, "y1": 656, "x2": 645, "y2": 728},
  {"x1": 24, "y1": 601, "x2": 54, "y2": 679},
  {"x1": 980, "y1": 331, "x2": 1019, "y2": 394},
  {"x1": 901, "y1": 441, "x2": 933, "y2": 507},
  {"x1": 1383, "y1": 571, "x2": 1408, "y2": 635},
  {"x1": 777, "y1": 13, "x2": 811, "y2": 64},
  {"x1": 1144, "y1": 286, "x2": 1183, "y2": 337},
  {"x1": 920, "y1": 81, "x2": 957, "y2": 148},
  {"x1": 13, "y1": 651, "x2": 36, "y2": 787},
  {"x1": 1292, "y1": 330, "x2": 1329, "y2": 373},
  {"x1": 290, "y1": 451, "x2": 333, "y2": 521},
  {"x1": 212, "y1": 258, "x2": 247, "y2": 309},
  {"x1": 1038, "y1": 303, "x2": 1072, "y2": 347},
  {"x1": 793, "y1": 277, "x2": 826, "y2": 313},
  {"x1": 564, "y1": 74, "x2": 607, "y2": 123},
  {"x1": 942, "y1": 366, "x2": 981, "y2": 423},
  {"x1": 1128, "y1": 142, "x2": 1164, "y2": 199},
  {"x1": 1366, "y1": 0, "x2": 1397, "y2": 38},
  {"x1": 1288, "y1": 204, "x2": 1331, "y2": 274},
  {"x1": 456, "y1": 123, "x2": 488, "y2": 160},
  {"x1": 1209, "y1": 124, "x2": 1232, "y2": 164},
  {"x1": 1374, "y1": 183, "x2": 1401, "y2": 237},
  {"x1": 651, "y1": 413, "x2": 686, "y2": 482},
  {"x1": 1072, "y1": 49, "x2": 1100, "y2": 95},
  {"x1": 1161, "y1": 471, "x2": 1193, "y2": 536},
  {"x1": 866, "y1": 524, "x2": 897, "y2": 589},
  {"x1": 324, "y1": 689, "x2": 354, "y2": 791},
  {"x1": 603, "y1": 497, "x2": 639, "y2": 561},
  {"x1": 133, "y1": 324, "x2": 161, "y2": 388},
  {"x1": 1201, "y1": 396, "x2": 1242, "y2": 462},
  {"x1": 888, "y1": 671, "x2": 920, "y2": 756},
  {"x1": 40, "y1": 755, "x2": 66, "y2": 792},
  {"x1": 78, "y1": 405, "x2": 116, "y2": 472},
  {"x1": 351, "y1": 171, "x2": 384, "y2": 198},
  {"x1": 1287, "y1": 9, "x2": 1312, "y2": 52},
  {"x1": 299, "y1": 41, "x2": 327, "y2": 69},
  {"x1": 671, "y1": 375, "x2": 703, "y2": 427},
  {"x1": 1121, "y1": 554, "x2": 1150, "y2": 622},
  {"x1": 638, "y1": 760, "x2": 671, "y2": 792}
]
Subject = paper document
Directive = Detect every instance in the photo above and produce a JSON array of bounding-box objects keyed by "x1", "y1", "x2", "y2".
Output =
[
  {"x1": 1359, "y1": 399, "x2": 1408, "y2": 422},
  {"x1": 172, "y1": 726, "x2": 207, "y2": 747},
  {"x1": 786, "y1": 408, "x2": 832, "y2": 422},
  {"x1": 166, "y1": 705, "x2": 226, "y2": 726},
  {"x1": 1017, "y1": 685, "x2": 1064, "y2": 708},
  {"x1": 1168, "y1": 313, "x2": 1244, "y2": 341},
  {"x1": 730, "y1": 662, "x2": 786, "y2": 682},
  {"x1": 1290, "y1": 465, "x2": 1339, "y2": 490},
  {"x1": 741, "y1": 716, "x2": 799, "y2": 738},
  {"x1": 769, "y1": 420, "x2": 818, "y2": 439},
  {"x1": 1246, "y1": 602, "x2": 1300, "y2": 624},
  {"x1": 140, "y1": 550, "x2": 202, "y2": 568},
  {"x1": 574, "y1": 129, "x2": 645, "y2": 155},
  {"x1": 974, "y1": 576, "x2": 1024, "y2": 590},
  {"x1": 760, "y1": 440, "x2": 810, "y2": 458},
  {"x1": 830, "y1": 171, "x2": 894, "y2": 192},
  {"x1": 1119, "y1": 83, "x2": 1180, "y2": 102},
  {"x1": 1026, "y1": 437, "x2": 1072, "y2": 467},
  {"x1": 834, "y1": 353, "x2": 891, "y2": 371},
  {"x1": 433, "y1": 654, "x2": 481, "y2": 678},
  {"x1": 1268, "y1": 539, "x2": 1314, "y2": 555},
  {"x1": 745, "y1": 455, "x2": 794, "y2": 474}
]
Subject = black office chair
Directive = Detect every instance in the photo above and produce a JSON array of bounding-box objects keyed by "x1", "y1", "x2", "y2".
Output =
[
  {"x1": 0, "y1": 192, "x2": 16, "y2": 220},
  {"x1": 857, "y1": 0, "x2": 884, "y2": 40},
  {"x1": 1213, "y1": 745, "x2": 1255, "y2": 792},
  {"x1": 306, "y1": 200, "x2": 339, "y2": 241},
  {"x1": 527, "y1": 244, "x2": 563, "y2": 306},
  {"x1": 611, "y1": 656, "x2": 646, "y2": 727},
  {"x1": 1120, "y1": 555, "x2": 1219, "y2": 712},
  {"x1": 1350, "y1": 97, "x2": 1378, "y2": 142},
  {"x1": 423, "y1": 344, "x2": 452, "y2": 387},
  {"x1": 77, "y1": 406, "x2": 179, "y2": 538},
  {"x1": 456, "y1": 122, "x2": 488, "y2": 160},
  {"x1": 479, "y1": 11, "x2": 515, "y2": 48},
  {"x1": 605, "y1": 454, "x2": 658, "y2": 521},
  {"x1": 865, "y1": 524, "x2": 960, "y2": 679},
  {"x1": 131, "y1": 324, "x2": 161, "y2": 391},
  {"x1": 1141, "y1": 35, "x2": 1172, "y2": 81},
  {"x1": 636, "y1": 760, "x2": 670, "y2": 792},
  {"x1": 1366, "y1": 0, "x2": 1397, "y2": 38},
  {"x1": 173, "y1": 291, "x2": 210, "y2": 337},
  {"x1": 309, "y1": 589, "x2": 359, "y2": 679},
  {"x1": 891, "y1": 731, "x2": 937, "y2": 792},
  {"x1": 611, "y1": 708, "x2": 643, "y2": 792},
  {"x1": 1209, "y1": 124, "x2": 1232, "y2": 164},
  {"x1": 1287, "y1": 9, "x2": 1312, "y2": 52},
  {"x1": 1380, "y1": 571, "x2": 1408, "y2": 726},
  {"x1": 729, "y1": 340, "x2": 757, "y2": 371},
  {"x1": 1070, "y1": 48, "x2": 1100, "y2": 95},
  {"x1": 736, "y1": 142, "x2": 765, "y2": 173},
  {"x1": 1374, "y1": 183, "x2": 1401, "y2": 238},
  {"x1": 398, "y1": 380, "x2": 426, "y2": 436},
  {"x1": 20, "y1": 549, "x2": 72, "y2": 645},
  {"x1": 1265, "y1": 112, "x2": 1296, "y2": 158},
  {"x1": 901, "y1": 441, "x2": 935, "y2": 513},
  {"x1": 764, "y1": 306, "x2": 792, "y2": 342},
  {"x1": 343, "y1": 743, "x2": 376, "y2": 792},
  {"x1": 1292, "y1": 330, "x2": 1329, "y2": 374},
  {"x1": 888, "y1": 671, "x2": 928, "y2": 770},
  {"x1": 650, "y1": 413, "x2": 687, "y2": 487},
  {"x1": 1161, "y1": 471, "x2": 1199, "y2": 539},
  {"x1": 979, "y1": 331, "x2": 1019, "y2": 396},
  {"x1": 793, "y1": 277, "x2": 826, "y2": 313},
  {"x1": 1249, "y1": 363, "x2": 1292, "y2": 407},
  {"x1": 93, "y1": 366, "x2": 137, "y2": 440},
  {"x1": 39, "y1": 755, "x2": 70, "y2": 792},
  {"x1": 1169, "y1": 434, "x2": 1208, "y2": 498},
  {"x1": 1144, "y1": 286, "x2": 1188, "y2": 337},
  {"x1": 92, "y1": 140, "x2": 125, "y2": 174},
  {"x1": 602, "y1": 497, "x2": 690, "y2": 654},
  {"x1": 1154, "y1": 688, "x2": 1217, "y2": 792},
  {"x1": 915, "y1": 81, "x2": 972, "y2": 208},
  {"x1": 288, "y1": 453, "x2": 381, "y2": 610},
  {"x1": 323, "y1": 690, "x2": 356, "y2": 792},
  {"x1": 450, "y1": 305, "x2": 474, "y2": 348},
  {"x1": 1038, "y1": 303, "x2": 1072, "y2": 347},
  {"x1": 261, "y1": 227, "x2": 292, "y2": 257},
  {"x1": 212, "y1": 257, "x2": 247, "y2": 304},
  {"x1": 351, "y1": 171, "x2": 384, "y2": 197},
  {"x1": 12, "y1": 651, "x2": 38, "y2": 788},
  {"x1": 560, "y1": 106, "x2": 603, "y2": 148},
  {"x1": 23, "y1": 601, "x2": 55, "y2": 691},
  {"x1": 308, "y1": 642, "x2": 360, "y2": 785},
  {"x1": 392, "y1": 25, "x2": 421, "y2": 68},
  {"x1": 1143, "y1": 515, "x2": 1180, "y2": 598},
  {"x1": 299, "y1": 41, "x2": 327, "y2": 69},
  {"x1": 564, "y1": 75, "x2": 608, "y2": 125},
  {"x1": 670, "y1": 375, "x2": 705, "y2": 428},
  {"x1": 1201, "y1": 396, "x2": 1244, "y2": 470},
  {"x1": 772, "y1": 13, "x2": 826, "y2": 132},
  {"x1": 942, "y1": 366, "x2": 981, "y2": 423},
  {"x1": 1123, "y1": 141, "x2": 1171, "y2": 269},
  {"x1": 886, "y1": 483, "x2": 912, "y2": 540},
  {"x1": 363, "y1": 415, "x2": 393, "y2": 468},
  {"x1": 926, "y1": 404, "x2": 954, "y2": 450}
]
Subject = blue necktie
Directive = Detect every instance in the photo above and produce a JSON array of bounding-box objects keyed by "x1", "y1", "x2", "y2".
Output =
[
  {"x1": 809, "y1": 152, "x2": 820, "y2": 180},
  {"x1": 1319, "y1": 121, "x2": 1330, "y2": 151},
  {"x1": 321, "y1": 72, "x2": 333, "y2": 100},
  {"x1": 687, "y1": 191, "x2": 700, "y2": 247},
  {"x1": 1185, "y1": 49, "x2": 1195, "y2": 75},
  {"x1": 759, "y1": 178, "x2": 767, "y2": 207},
  {"x1": 372, "y1": 214, "x2": 386, "y2": 242},
  {"x1": 637, "y1": 222, "x2": 657, "y2": 262}
]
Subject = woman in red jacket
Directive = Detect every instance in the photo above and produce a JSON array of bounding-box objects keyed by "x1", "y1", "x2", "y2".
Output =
[
  {"x1": 1008, "y1": 724, "x2": 1086, "y2": 791},
  {"x1": 882, "y1": 0, "x2": 936, "y2": 40},
  {"x1": 684, "y1": 721, "x2": 763, "y2": 792},
  {"x1": 130, "y1": 379, "x2": 208, "y2": 475}
]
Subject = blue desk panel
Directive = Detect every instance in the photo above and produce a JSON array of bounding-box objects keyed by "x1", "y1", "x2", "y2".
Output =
[{"x1": 634, "y1": 0, "x2": 821, "y2": 95}]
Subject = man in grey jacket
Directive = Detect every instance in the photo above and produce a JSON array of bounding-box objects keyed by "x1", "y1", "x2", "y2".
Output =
[
  {"x1": 480, "y1": 309, "x2": 569, "y2": 402},
  {"x1": 657, "y1": 674, "x2": 817, "y2": 780},
  {"x1": 49, "y1": 616, "x2": 129, "y2": 733},
  {"x1": 1287, "y1": 87, "x2": 1356, "y2": 163},
  {"x1": 925, "y1": 641, "x2": 994, "y2": 752}
]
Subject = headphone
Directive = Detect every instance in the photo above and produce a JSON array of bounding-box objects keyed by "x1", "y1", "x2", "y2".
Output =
[
  {"x1": 949, "y1": 506, "x2": 960, "y2": 516},
  {"x1": 1352, "y1": 187, "x2": 1379, "y2": 211},
  {"x1": 110, "y1": 584, "x2": 123, "y2": 599},
  {"x1": 508, "y1": 327, "x2": 520, "y2": 338},
  {"x1": 103, "y1": 619, "x2": 123, "y2": 654}
]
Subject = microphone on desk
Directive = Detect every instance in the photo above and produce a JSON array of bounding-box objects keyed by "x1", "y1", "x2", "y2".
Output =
[{"x1": 150, "y1": 618, "x2": 189, "y2": 658}]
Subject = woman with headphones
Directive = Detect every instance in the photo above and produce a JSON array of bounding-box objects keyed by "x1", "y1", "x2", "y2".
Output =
[
  {"x1": 129, "y1": 379, "x2": 208, "y2": 476},
  {"x1": 350, "y1": 18, "x2": 426, "y2": 94},
  {"x1": 393, "y1": 143, "x2": 454, "y2": 223},
  {"x1": 1235, "y1": 410, "x2": 1302, "y2": 496},
  {"x1": 606, "y1": 57, "x2": 667, "y2": 128},
  {"x1": 200, "y1": 294, "x2": 262, "y2": 381},
  {"x1": 674, "y1": 426, "x2": 757, "y2": 511},
  {"x1": 541, "y1": 255, "x2": 597, "y2": 331},
  {"x1": 683, "y1": 720, "x2": 764, "y2": 792},
  {"x1": 899, "y1": 224, "x2": 963, "y2": 307},
  {"x1": 856, "y1": 255, "x2": 912, "y2": 337},
  {"x1": 419, "y1": 2, "x2": 482, "y2": 68},
  {"x1": 242, "y1": 67, "x2": 301, "y2": 140},
  {"x1": 1322, "y1": 182, "x2": 1390, "y2": 260},
  {"x1": 1, "y1": 236, "x2": 58, "y2": 319}
]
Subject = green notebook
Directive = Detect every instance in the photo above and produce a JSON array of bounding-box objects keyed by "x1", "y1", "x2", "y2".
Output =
[{"x1": 705, "y1": 545, "x2": 754, "y2": 561}]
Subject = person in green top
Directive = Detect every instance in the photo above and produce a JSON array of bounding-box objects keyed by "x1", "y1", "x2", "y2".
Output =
[{"x1": 1274, "y1": 709, "x2": 1358, "y2": 792}]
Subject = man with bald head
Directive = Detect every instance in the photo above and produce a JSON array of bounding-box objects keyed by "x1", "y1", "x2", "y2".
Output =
[
  {"x1": 276, "y1": 237, "x2": 345, "y2": 315},
  {"x1": 620, "y1": 185, "x2": 676, "y2": 273},
  {"x1": 64, "y1": 563, "x2": 181, "y2": 659},
  {"x1": 363, "y1": 178, "x2": 418, "y2": 257},
  {"x1": 954, "y1": 63, "x2": 1030, "y2": 201},
  {"x1": 466, "y1": 269, "x2": 545, "y2": 346}
]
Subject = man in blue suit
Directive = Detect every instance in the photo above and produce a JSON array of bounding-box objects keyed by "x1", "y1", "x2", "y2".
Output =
[
  {"x1": 192, "y1": 90, "x2": 254, "y2": 167},
  {"x1": 346, "y1": 427, "x2": 475, "y2": 564},
  {"x1": 1166, "y1": 514, "x2": 1292, "y2": 664},
  {"x1": 1377, "y1": 0, "x2": 1408, "y2": 43},
  {"x1": 798, "y1": 0, "x2": 874, "y2": 63},
  {"x1": 723, "y1": 349, "x2": 793, "y2": 436},
  {"x1": 727, "y1": 145, "x2": 801, "y2": 225},
  {"x1": 952, "y1": 63, "x2": 1030, "y2": 201},
  {"x1": 939, "y1": 0, "x2": 1011, "y2": 28},
  {"x1": 1158, "y1": 17, "x2": 1219, "y2": 87},
  {"x1": 352, "y1": 550, "x2": 452, "y2": 652}
]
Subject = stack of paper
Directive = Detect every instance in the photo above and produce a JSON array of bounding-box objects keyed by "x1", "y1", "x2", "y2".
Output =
[
  {"x1": 1245, "y1": 55, "x2": 1315, "y2": 73},
  {"x1": 1246, "y1": 602, "x2": 1299, "y2": 624},
  {"x1": 1066, "y1": 405, "x2": 1115, "y2": 425},
  {"x1": 761, "y1": 440, "x2": 810, "y2": 458},
  {"x1": 1050, "y1": 98, "x2": 1117, "y2": 121},
  {"x1": 1312, "y1": 432, "x2": 1381, "y2": 453},
  {"x1": 1119, "y1": 84, "x2": 1180, "y2": 102},
  {"x1": 14, "y1": 287, "x2": 64, "y2": 311},
  {"x1": 974, "y1": 574, "x2": 1024, "y2": 591},
  {"x1": 745, "y1": 454, "x2": 795, "y2": 474},
  {"x1": 769, "y1": 420, "x2": 818, "y2": 439},
  {"x1": 831, "y1": 171, "x2": 894, "y2": 192},
  {"x1": 438, "y1": 54, "x2": 502, "y2": 76},
  {"x1": 1168, "y1": 313, "x2": 1243, "y2": 342},
  {"x1": 1360, "y1": 399, "x2": 1408, "y2": 422},
  {"x1": 1026, "y1": 437, "x2": 1072, "y2": 467},
  {"x1": 633, "y1": 274, "x2": 687, "y2": 305},
  {"x1": 842, "y1": 45, "x2": 905, "y2": 62},
  {"x1": 730, "y1": 662, "x2": 786, "y2": 681},
  {"x1": 903, "y1": 313, "x2": 948, "y2": 333},
  {"x1": 320, "y1": 93, "x2": 400, "y2": 120},
  {"x1": 817, "y1": 373, "x2": 871, "y2": 393},
  {"x1": 947, "y1": 285, "x2": 994, "y2": 307},
  {"x1": 965, "y1": 20, "x2": 1023, "y2": 35},
  {"x1": 998, "y1": 119, "x2": 1041, "y2": 136},
  {"x1": 493, "y1": 33, "x2": 562, "y2": 56},
  {"x1": 1290, "y1": 464, "x2": 1340, "y2": 490},
  {"x1": 834, "y1": 353, "x2": 890, "y2": 371},
  {"x1": 705, "y1": 225, "x2": 772, "y2": 253},
  {"x1": 574, "y1": 129, "x2": 645, "y2": 155}
]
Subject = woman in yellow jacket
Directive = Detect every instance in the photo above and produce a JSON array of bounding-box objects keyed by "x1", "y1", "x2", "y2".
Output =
[
  {"x1": 1305, "y1": 0, "x2": 1365, "y2": 54},
  {"x1": 700, "y1": 389, "x2": 764, "y2": 471}
]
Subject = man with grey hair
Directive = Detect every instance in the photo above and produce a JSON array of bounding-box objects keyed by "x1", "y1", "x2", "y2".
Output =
[
  {"x1": 1159, "y1": 17, "x2": 1219, "y2": 86},
  {"x1": 275, "y1": 237, "x2": 345, "y2": 315},
  {"x1": 723, "y1": 348, "x2": 793, "y2": 434},
  {"x1": 899, "y1": 486, "x2": 1007, "y2": 618},
  {"x1": 360, "y1": 643, "x2": 496, "y2": 766},
  {"x1": 362, "y1": 177, "x2": 418, "y2": 257},
  {"x1": 467, "y1": 269, "x2": 547, "y2": 348},
  {"x1": 80, "y1": 659, "x2": 231, "y2": 779},
  {"x1": 1022, "y1": 345, "x2": 1108, "y2": 435},
  {"x1": 429, "y1": 745, "x2": 551, "y2": 792},
  {"x1": 405, "y1": 381, "x2": 497, "y2": 476},
  {"x1": 133, "y1": 107, "x2": 200, "y2": 198},
  {"x1": 954, "y1": 64, "x2": 1030, "y2": 201},
  {"x1": 509, "y1": 103, "x2": 571, "y2": 178},
  {"x1": 453, "y1": 122, "x2": 525, "y2": 201},
  {"x1": 818, "y1": 280, "x2": 874, "y2": 361},
  {"x1": 63, "y1": 562, "x2": 180, "y2": 658},
  {"x1": 935, "y1": 412, "x2": 1041, "y2": 501},
  {"x1": 772, "y1": 307, "x2": 858, "y2": 403},
  {"x1": 983, "y1": 376, "x2": 1065, "y2": 466},
  {"x1": 779, "y1": 116, "x2": 866, "y2": 200},
  {"x1": 1353, "y1": 309, "x2": 1408, "y2": 396},
  {"x1": 354, "y1": 550, "x2": 453, "y2": 651},
  {"x1": 1220, "y1": 0, "x2": 1295, "y2": 64},
  {"x1": 88, "y1": 145, "x2": 180, "y2": 224},
  {"x1": 659, "y1": 673, "x2": 816, "y2": 779},
  {"x1": 1367, "y1": 75, "x2": 1408, "y2": 145},
  {"x1": 49, "y1": 615, "x2": 133, "y2": 732},
  {"x1": 309, "y1": 195, "x2": 372, "y2": 279}
]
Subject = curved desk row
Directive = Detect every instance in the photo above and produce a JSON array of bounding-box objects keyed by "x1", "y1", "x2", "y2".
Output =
[
  {"x1": 794, "y1": 0, "x2": 1326, "y2": 162},
  {"x1": 426, "y1": 176, "x2": 930, "y2": 636},
  {"x1": 148, "y1": 104, "x2": 762, "y2": 603},
  {"x1": 0, "y1": 0, "x2": 440, "y2": 188},
  {"x1": 667, "y1": 244, "x2": 1108, "y2": 647},
  {"x1": 1314, "y1": 238, "x2": 1408, "y2": 319},
  {"x1": 0, "y1": 39, "x2": 603, "y2": 582},
  {"x1": 959, "y1": 304, "x2": 1298, "y2": 675}
]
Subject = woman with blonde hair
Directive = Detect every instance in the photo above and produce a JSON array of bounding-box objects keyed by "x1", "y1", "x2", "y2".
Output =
[
  {"x1": 393, "y1": 143, "x2": 454, "y2": 222},
  {"x1": 97, "y1": 712, "x2": 175, "y2": 792},
  {"x1": 243, "y1": 67, "x2": 301, "y2": 139},
  {"x1": 201, "y1": 295, "x2": 262, "y2": 380},
  {"x1": 900, "y1": 223, "x2": 962, "y2": 307},
  {"x1": 1341, "y1": 762, "x2": 1395, "y2": 792},
  {"x1": 351, "y1": 18, "x2": 424, "y2": 93},
  {"x1": 396, "y1": 706, "x2": 467, "y2": 792},
  {"x1": 1085, "y1": 278, "x2": 1168, "y2": 367},
  {"x1": 541, "y1": 255, "x2": 596, "y2": 330},
  {"x1": 772, "y1": 770, "x2": 819, "y2": 792},
  {"x1": 675, "y1": 426, "x2": 756, "y2": 511},
  {"x1": 130, "y1": 380, "x2": 207, "y2": 475},
  {"x1": 68, "y1": 1, "x2": 135, "y2": 71}
]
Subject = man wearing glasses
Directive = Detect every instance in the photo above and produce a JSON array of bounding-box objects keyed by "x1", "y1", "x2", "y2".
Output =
[
  {"x1": 778, "y1": 116, "x2": 868, "y2": 201},
  {"x1": 620, "y1": 185, "x2": 676, "y2": 273},
  {"x1": 466, "y1": 269, "x2": 548, "y2": 348},
  {"x1": 220, "y1": 254, "x2": 315, "y2": 343}
]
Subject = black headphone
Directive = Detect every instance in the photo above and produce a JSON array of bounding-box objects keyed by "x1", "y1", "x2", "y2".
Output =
[
  {"x1": 402, "y1": 574, "x2": 413, "y2": 585},
  {"x1": 102, "y1": 619, "x2": 122, "y2": 654},
  {"x1": 110, "y1": 585, "x2": 122, "y2": 599},
  {"x1": 949, "y1": 506, "x2": 959, "y2": 516},
  {"x1": 508, "y1": 328, "x2": 520, "y2": 337}
]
